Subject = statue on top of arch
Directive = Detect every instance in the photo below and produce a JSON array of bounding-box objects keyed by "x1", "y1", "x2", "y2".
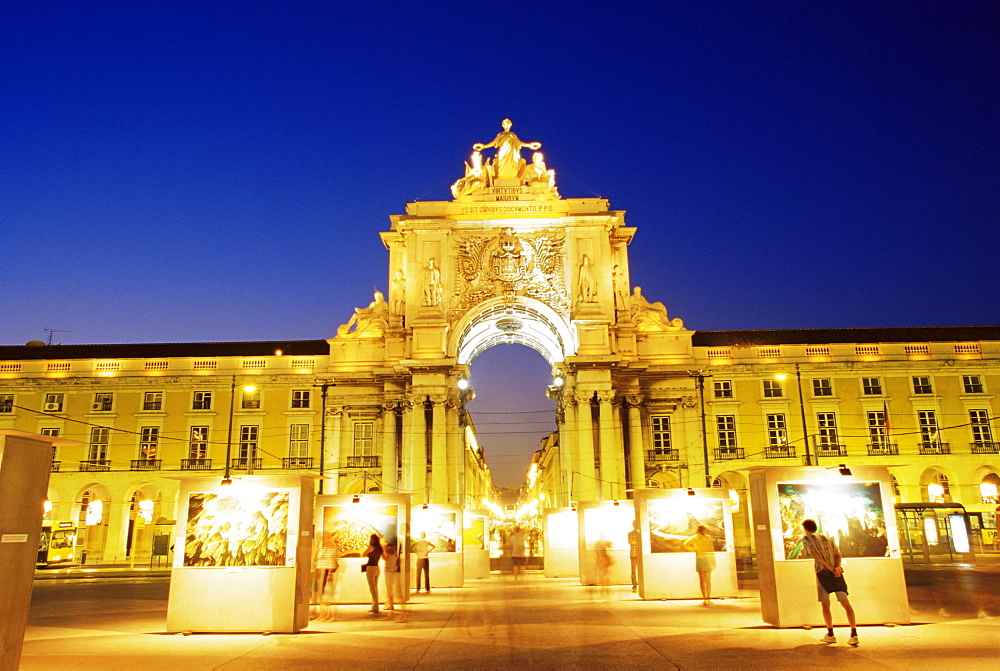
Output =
[{"x1": 451, "y1": 119, "x2": 559, "y2": 200}]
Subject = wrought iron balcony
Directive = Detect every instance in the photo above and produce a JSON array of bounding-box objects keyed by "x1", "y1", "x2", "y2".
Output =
[
  {"x1": 764, "y1": 446, "x2": 796, "y2": 459},
  {"x1": 79, "y1": 459, "x2": 111, "y2": 471},
  {"x1": 130, "y1": 459, "x2": 162, "y2": 471},
  {"x1": 282, "y1": 457, "x2": 315, "y2": 469},
  {"x1": 346, "y1": 455, "x2": 380, "y2": 468},
  {"x1": 230, "y1": 457, "x2": 263, "y2": 471},
  {"x1": 51, "y1": 460, "x2": 61, "y2": 473},
  {"x1": 918, "y1": 442, "x2": 951, "y2": 455},
  {"x1": 815, "y1": 443, "x2": 847, "y2": 457},
  {"x1": 867, "y1": 442, "x2": 898, "y2": 456},
  {"x1": 971, "y1": 441, "x2": 1000, "y2": 454},
  {"x1": 181, "y1": 458, "x2": 213, "y2": 470},
  {"x1": 646, "y1": 449, "x2": 679, "y2": 462},
  {"x1": 714, "y1": 448, "x2": 744, "y2": 460}
]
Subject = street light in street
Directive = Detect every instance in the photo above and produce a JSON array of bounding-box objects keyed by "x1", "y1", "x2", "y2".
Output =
[
  {"x1": 775, "y1": 364, "x2": 813, "y2": 466},
  {"x1": 222, "y1": 376, "x2": 257, "y2": 486}
]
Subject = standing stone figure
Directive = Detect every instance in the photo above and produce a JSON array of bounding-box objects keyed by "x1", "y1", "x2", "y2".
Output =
[
  {"x1": 422, "y1": 258, "x2": 443, "y2": 307},
  {"x1": 578, "y1": 254, "x2": 598, "y2": 303},
  {"x1": 473, "y1": 119, "x2": 541, "y2": 180},
  {"x1": 391, "y1": 269, "x2": 406, "y2": 315}
]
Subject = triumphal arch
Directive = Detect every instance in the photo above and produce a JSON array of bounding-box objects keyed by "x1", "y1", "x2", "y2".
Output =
[{"x1": 330, "y1": 120, "x2": 695, "y2": 505}]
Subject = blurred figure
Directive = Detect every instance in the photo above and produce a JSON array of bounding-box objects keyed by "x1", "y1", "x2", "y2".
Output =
[
  {"x1": 683, "y1": 525, "x2": 716, "y2": 605},
  {"x1": 508, "y1": 526, "x2": 526, "y2": 580},
  {"x1": 382, "y1": 541, "x2": 406, "y2": 621},
  {"x1": 594, "y1": 535, "x2": 613, "y2": 598},
  {"x1": 312, "y1": 536, "x2": 340, "y2": 622}
]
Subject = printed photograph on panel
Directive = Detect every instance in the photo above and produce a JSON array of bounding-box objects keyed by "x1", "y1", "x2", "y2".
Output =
[
  {"x1": 582, "y1": 506, "x2": 632, "y2": 551},
  {"x1": 463, "y1": 516, "x2": 486, "y2": 551},
  {"x1": 778, "y1": 482, "x2": 889, "y2": 559},
  {"x1": 647, "y1": 498, "x2": 725, "y2": 553},
  {"x1": 184, "y1": 490, "x2": 289, "y2": 567},
  {"x1": 321, "y1": 504, "x2": 398, "y2": 557},
  {"x1": 413, "y1": 511, "x2": 458, "y2": 553}
]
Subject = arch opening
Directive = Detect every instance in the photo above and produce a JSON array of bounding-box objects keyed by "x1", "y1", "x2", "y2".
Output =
[{"x1": 453, "y1": 297, "x2": 576, "y2": 366}]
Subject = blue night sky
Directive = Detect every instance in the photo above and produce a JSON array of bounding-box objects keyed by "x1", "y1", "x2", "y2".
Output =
[{"x1": 3, "y1": 2, "x2": 996, "y2": 486}]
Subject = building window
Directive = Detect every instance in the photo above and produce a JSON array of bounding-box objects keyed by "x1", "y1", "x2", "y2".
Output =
[
  {"x1": 912, "y1": 376, "x2": 933, "y2": 394},
  {"x1": 766, "y1": 413, "x2": 787, "y2": 446},
  {"x1": 139, "y1": 427, "x2": 159, "y2": 459},
  {"x1": 0, "y1": 394, "x2": 13, "y2": 413},
  {"x1": 289, "y1": 424, "x2": 310, "y2": 458},
  {"x1": 862, "y1": 377, "x2": 882, "y2": 395},
  {"x1": 145, "y1": 360, "x2": 169, "y2": 371},
  {"x1": 242, "y1": 358, "x2": 266, "y2": 369},
  {"x1": 92, "y1": 393, "x2": 113, "y2": 412},
  {"x1": 918, "y1": 410, "x2": 939, "y2": 445},
  {"x1": 927, "y1": 474, "x2": 950, "y2": 503},
  {"x1": 890, "y1": 474, "x2": 901, "y2": 498},
  {"x1": 867, "y1": 411, "x2": 887, "y2": 444},
  {"x1": 816, "y1": 412, "x2": 839, "y2": 447},
  {"x1": 717, "y1": 416, "x2": 738, "y2": 450},
  {"x1": 189, "y1": 427, "x2": 209, "y2": 459},
  {"x1": 40, "y1": 427, "x2": 60, "y2": 437},
  {"x1": 241, "y1": 389, "x2": 261, "y2": 410},
  {"x1": 651, "y1": 416, "x2": 672, "y2": 452},
  {"x1": 963, "y1": 375, "x2": 984, "y2": 394},
  {"x1": 713, "y1": 381, "x2": 733, "y2": 399},
  {"x1": 291, "y1": 390, "x2": 311, "y2": 409},
  {"x1": 89, "y1": 427, "x2": 109, "y2": 461},
  {"x1": 970, "y1": 411, "x2": 993, "y2": 444},
  {"x1": 143, "y1": 392, "x2": 163, "y2": 411},
  {"x1": 239, "y1": 426, "x2": 259, "y2": 459},
  {"x1": 192, "y1": 391, "x2": 212, "y2": 410},
  {"x1": 44, "y1": 393, "x2": 65, "y2": 412},
  {"x1": 762, "y1": 380, "x2": 783, "y2": 398},
  {"x1": 812, "y1": 379, "x2": 833, "y2": 397},
  {"x1": 193, "y1": 360, "x2": 217, "y2": 370},
  {"x1": 354, "y1": 421, "x2": 374, "y2": 455},
  {"x1": 290, "y1": 358, "x2": 315, "y2": 369}
]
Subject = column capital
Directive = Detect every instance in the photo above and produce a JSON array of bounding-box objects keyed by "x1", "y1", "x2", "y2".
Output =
[
  {"x1": 573, "y1": 390, "x2": 594, "y2": 405},
  {"x1": 596, "y1": 390, "x2": 616, "y2": 404},
  {"x1": 624, "y1": 394, "x2": 644, "y2": 409},
  {"x1": 428, "y1": 393, "x2": 449, "y2": 406}
]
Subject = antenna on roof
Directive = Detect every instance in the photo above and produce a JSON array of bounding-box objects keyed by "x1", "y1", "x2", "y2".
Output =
[{"x1": 43, "y1": 328, "x2": 72, "y2": 345}]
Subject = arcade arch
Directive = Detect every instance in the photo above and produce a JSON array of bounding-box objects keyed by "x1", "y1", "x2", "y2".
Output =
[{"x1": 452, "y1": 297, "x2": 576, "y2": 367}]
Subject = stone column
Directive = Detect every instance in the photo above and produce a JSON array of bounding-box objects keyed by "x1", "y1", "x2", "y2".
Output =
[
  {"x1": 399, "y1": 398, "x2": 416, "y2": 497},
  {"x1": 555, "y1": 396, "x2": 573, "y2": 507},
  {"x1": 575, "y1": 391, "x2": 598, "y2": 501},
  {"x1": 407, "y1": 395, "x2": 428, "y2": 502},
  {"x1": 597, "y1": 390, "x2": 621, "y2": 499},
  {"x1": 626, "y1": 395, "x2": 646, "y2": 494},
  {"x1": 430, "y1": 394, "x2": 448, "y2": 504},
  {"x1": 381, "y1": 402, "x2": 398, "y2": 493},
  {"x1": 327, "y1": 406, "x2": 343, "y2": 494},
  {"x1": 446, "y1": 399, "x2": 460, "y2": 504}
]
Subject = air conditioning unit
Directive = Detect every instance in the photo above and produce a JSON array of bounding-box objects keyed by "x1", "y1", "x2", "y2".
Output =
[
  {"x1": 44, "y1": 403, "x2": 62, "y2": 412},
  {"x1": 646, "y1": 479, "x2": 661, "y2": 488},
  {"x1": 92, "y1": 403, "x2": 106, "y2": 411}
]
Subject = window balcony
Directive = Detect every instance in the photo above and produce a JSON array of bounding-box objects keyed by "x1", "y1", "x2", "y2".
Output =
[
  {"x1": 764, "y1": 446, "x2": 796, "y2": 459},
  {"x1": 282, "y1": 457, "x2": 315, "y2": 469},
  {"x1": 815, "y1": 443, "x2": 847, "y2": 458},
  {"x1": 867, "y1": 442, "x2": 898, "y2": 456},
  {"x1": 919, "y1": 442, "x2": 951, "y2": 455},
  {"x1": 646, "y1": 449, "x2": 679, "y2": 462},
  {"x1": 714, "y1": 448, "x2": 744, "y2": 460},
  {"x1": 971, "y1": 441, "x2": 1000, "y2": 454},
  {"x1": 79, "y1": 459, "x2": 111, "y2": 471},
  {"x1": 346, "y1": 455, "x2": 380, "y2": 468},
  {"x1": 230, "y1": 458, "x2": 263, "y2": 471},
  {"x1": 181, "y1": 458, "x2": 213, "y2": 470},
  {"x1": 130, "y1": 459, "x2": 162, "y2": 471}
]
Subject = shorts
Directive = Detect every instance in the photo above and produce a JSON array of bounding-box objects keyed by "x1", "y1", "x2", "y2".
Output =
[
  {"x1": 695, "y1": 554, "x2": 716, "y2": 572},
  {"x1": 512, "y1": 556, "x2": 526, "y2": 566}
]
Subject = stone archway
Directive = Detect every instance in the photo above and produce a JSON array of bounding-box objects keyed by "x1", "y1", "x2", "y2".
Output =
[
  {"x1": 919, "y1": 466, "x2": 958, "y2": 503},
  {"x1": 452, "y1": 296, "x2": 576, "y2": 366}
]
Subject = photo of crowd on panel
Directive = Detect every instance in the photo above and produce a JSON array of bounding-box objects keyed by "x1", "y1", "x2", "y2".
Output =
[
  {"x1": 322, "y1": 504, "x2": 399, "y2": 556},
  {"x1": 183, "y1": 490, "x2": 290, "y2": 567},
  {"x1": 777, "y1": 482, "x2": 890, "y2": 559},
  {"x1": 412, "y1": 510, "x2": 458, "y2": 553},
  {"x1": 647, "y1": 498, "x2": 726, "y2": 553}
]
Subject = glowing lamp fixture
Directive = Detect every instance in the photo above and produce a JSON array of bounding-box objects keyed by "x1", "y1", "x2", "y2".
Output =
[
  {"x1": 774, "y1": 373, "x2": 788, "y2": 381},
  {"x1": 981, "y1": 483, "x2": 999, "y2": 499},
  {"x1": 457, "y1": 379, "x2": 469, "y2": 390},
  {"x1": 43, "y1": 500, "x2": 53, "y2": 513},
  {"x1": 552, "y1": 376, "x2": 564, "y2": 387},
  {"x1": 243, "y1": 385, "x2": 257, "y2": 393},
  {"x1": 220, "y1": 475, "x2": 234, "y2": 487},
  {"x1": 927, "y1": 483, "x2": 945, "y2": 502},
  {"x1": 352, "y1": 495, "x2": 361, "y2": 503},
  {"x1": 687, "y1": 488, "x2": 696, "y2": 496}
]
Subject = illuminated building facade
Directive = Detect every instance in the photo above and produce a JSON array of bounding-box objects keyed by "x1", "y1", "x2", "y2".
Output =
[{"x1": 1, "y1": 120, "x2": 997, "y2": 563}]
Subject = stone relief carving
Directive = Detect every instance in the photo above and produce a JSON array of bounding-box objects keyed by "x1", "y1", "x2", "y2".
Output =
[
  {"x1": 391, "y1": 270, "x2": 406, "y2": 315},
  {"x1": 336, "y1": 290, "x2": 389, "y2": 338},
  {"x1": 595, "y1": 390, "x2": 616, "y2": 404},
  {"x1": 452, "y1": 120, "x2": 559, "y2": 200},
  {"x1": 681, "y1": 396, "x2": 698, "y2": 409},
  {"x1": 422, "y1": 258, "x2": 443, "y2": 308},
  {"x1": 451, "y1": 227, "x2": 569, "y2": 320},
  {"x1": 629, "y1": 286, "x2": 684, "y2": 332},
  {"x1": 451, "y1": 150, "x2": 488, "y2": 199},
  {"x1": 472, "y1": 118, "x2": 541, "y2": 180}
]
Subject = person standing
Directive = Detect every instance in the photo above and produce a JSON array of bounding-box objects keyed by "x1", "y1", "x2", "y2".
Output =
[
  {"x1": 362, "y1": 533, "x2": 386, "y2": 615},
  {"x1": 683, "y1": 525, "x2": 717, "y2": 605},
  {"x1": 508, "y1": 526, "x2": 526, "y2": 581},
  {"x1": 411, "y1": 532, "x2": 435, "y2": 593},
  {"x1": 627, "y1": 520, "x2": 640, "y2": 592},
  {"x1": 801, "y1": 518, "x2": 859, "y2": 646}
]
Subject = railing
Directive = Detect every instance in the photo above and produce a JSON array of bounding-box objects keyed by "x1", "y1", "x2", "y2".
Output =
[
  {"x1": 764, "y1": 446, "x2": 796, "y2": 459},
  {"x1": 815, "y1": 443, "x2": 847, "y2": 457},
  {"x1": 51, "y1": 460, "x2": 61, "y2": 472},
  {"x1": 130, "y1": 459, "x2": 162, "y2": 471},
  {"x1": 79, "y1": 459, "x2": 111, "y2": 471},
  {"x1": 919, "y1": 442, "x2": 951, "y2": 455},
  {"x1": 230, "y1": 458, "x2": 263, "y2": 471},
  {"x1": 646, "y1": 449, "x2": 679, "y2": 462},
  {"x1": 181, "y1": 458, "x2": 213, "y2": 470},
  {"x1": 283, "y1": 457, "x2": 315, "y2": 469},
  {"x1": 714, "y1": 448, "x2": 744, "y2": 460},
  {"x1": 971, "y1": 441, "x2": 1000, "y2": 454},
  {"x1": 867, "y1": 442, "x2": 898, "y2": 456},
  {"x1": 346, "y1": 455, "x2": 380, "y2": 468}
]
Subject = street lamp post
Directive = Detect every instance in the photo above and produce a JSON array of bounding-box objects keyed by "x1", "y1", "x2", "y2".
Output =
[
  {"x1": 688, "y1": 370, "x2": 713, "y2": 488},
  {"x1": 222, "y1": 376, "x2": 256, "y2": 486},
  {"x1": 776, "y1": 364, "x2": 813, "y2": 466}
]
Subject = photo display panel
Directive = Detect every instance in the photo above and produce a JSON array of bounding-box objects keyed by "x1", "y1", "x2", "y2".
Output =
[
  {"x1": 412, "y1": 510, "x2": 458, "y2": 553},
  {"x1": 777, "y1": 481, "x2": 889, "y2": 559},
  {"x1": 184, "y1": 490, "x2": 290, "y2": 567},
  {"x1": 647, "y1": 497, "x2": 725, "y2": 553},
  {"x1": 463, "y1": 515, "x2": 486, "y2": 550},
  {"x1": 321, "y1": 503, "x2": 399, "y2": 557}
]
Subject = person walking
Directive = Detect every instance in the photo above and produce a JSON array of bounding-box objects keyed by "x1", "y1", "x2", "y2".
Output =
[
  {"x1": 382, "y1": 541, "x2": 406, "y2": 621},
  {"x1": 312, "y1": 538, "x2": 340, "y2": 622},
  {"x1": 627, "y1": 520, "x2": 640, "y2": 592},
  {"x1": 411, "y1": 532, "x2": 435, "y2": 593},
  {"x1": 362, "y1": 533, "x2": 386, "y2": 616},
  {"x1": 800, "y1": 518, "x2": 859, "y2": 646},
  {"x1": 508, "y1": 526, "x2": 526, "y2": 581},
  {"x1": 683, "y1": 525, "x2": 717, "y2": 605}
]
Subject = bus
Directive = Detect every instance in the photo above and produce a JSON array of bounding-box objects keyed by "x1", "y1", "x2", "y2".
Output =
[{"x1": 38, "y1": 521, "x2": 78, "y2": 568}]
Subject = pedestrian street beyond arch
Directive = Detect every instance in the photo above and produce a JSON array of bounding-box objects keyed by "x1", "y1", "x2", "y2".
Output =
[{"x1": 22, "y1": 572, "x2": 1000, "y2": 670}]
